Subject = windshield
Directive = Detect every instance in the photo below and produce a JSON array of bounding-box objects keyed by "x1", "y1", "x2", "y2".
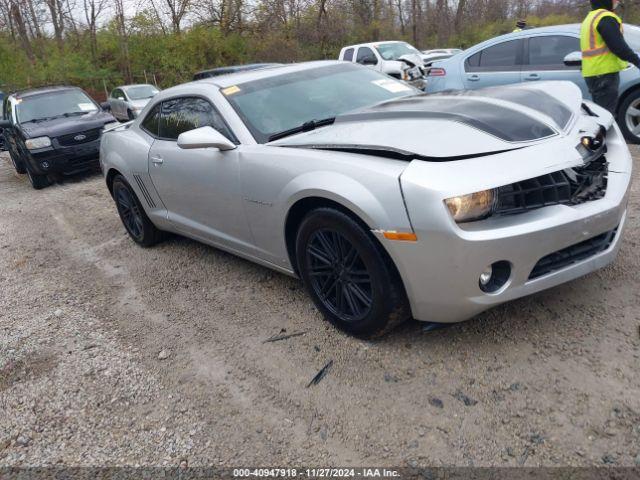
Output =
[
  {"x1": 624, "y1": 25, "x2": 640, "y2": 51},
  {"x1": 16, "y1": 90, "x2": 98, "y2": 123},
  {"x1": 126, "y1": 85, "x2": 159, "y2": 100},
  {"x1": 222, "y1": 63, "x2": 417, "y2": 143},
  {"x1": 375, "y1": 42, "x2": 421, "y2": 60}
]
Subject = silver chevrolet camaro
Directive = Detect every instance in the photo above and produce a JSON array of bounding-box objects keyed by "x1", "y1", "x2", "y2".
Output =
[{"x1": 100, "y1": 61, "x2": 632, "y2": 337}]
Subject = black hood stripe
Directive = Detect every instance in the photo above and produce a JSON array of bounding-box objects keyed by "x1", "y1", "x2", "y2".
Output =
[
  {"x1": 436, "y1": 87, "x2": 573, "y2": 130},
  {"x1": 338, "y1": 98, "x2": 556, "y2": 142}
]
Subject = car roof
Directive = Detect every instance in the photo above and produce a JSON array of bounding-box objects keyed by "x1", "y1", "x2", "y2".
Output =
[
  {"x1": 119, "y1": 84, "x2": 157, "y2": 90},
  {"x1": 345, "y1": 40, "x2": 406, "y2": 48},
  {"x1": 194, "y1": 63, "x2": 281, "y2": 77},
  {"x1": 189, "y1": 60, "x2": 340, "y2": 89},
  {"x1": 12, "y1": 85, "x2": 81, "y2": 99}
]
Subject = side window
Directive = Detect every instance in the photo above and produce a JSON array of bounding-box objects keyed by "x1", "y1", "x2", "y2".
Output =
[
  {"x1": 527, "y1": 35, "x2": 580, "y2": 70},
  {"x1": 466, "y1": 51, "x2": 481, "y2": 69},
  {"x1": 158, "y1": 97, "x2": 234, "y2": 141},
  {"x1": 356, "y1": 47, "x2": 377, "y2": 64},
  {"x1": 343, "y1": 48, "x2": 354, "y2": 62},
  {"x1": 466, "y1": 40, "x2": 521, "y2": 72},
  {"x1": 141, "y1": 103, "x2": 161, "y2": 137}
]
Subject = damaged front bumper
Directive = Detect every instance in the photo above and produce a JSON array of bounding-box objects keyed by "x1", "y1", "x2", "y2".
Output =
[{"x1": 380, "y1": 119, "x2": 632, "y2": 323}]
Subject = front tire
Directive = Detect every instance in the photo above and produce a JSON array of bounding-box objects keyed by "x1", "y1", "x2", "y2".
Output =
[
  {"x1": 8, "y1": 148, "x2": 27, "y2": 174},
  {"x1": 617, "y1": 90, "x2": 640, "y2": 144},
  {"x1": 26, "y1": 167, "x2": 50, "y2": 189},
  {"x1": 295, "y1": 208, "x2": 409, "y2": 338},
  {"x1": 112, "y1": 174, "x2": 164, "y2": 247}
]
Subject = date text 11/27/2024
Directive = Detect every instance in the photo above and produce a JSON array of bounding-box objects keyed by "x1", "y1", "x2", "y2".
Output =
[{"x1": 233, "y1": 468, "x2": 401, "y2": 478}]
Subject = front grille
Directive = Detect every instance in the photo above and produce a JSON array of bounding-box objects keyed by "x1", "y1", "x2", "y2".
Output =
[
  {"x1": 57, "y1": 128, "x2": 101, "y2": 146},
  {"x1": 496, "y1": 156, "x2": 608, "y2": 216},
  {"x1": 528, "y1": 227, "x2": 618, "y2": 280}
]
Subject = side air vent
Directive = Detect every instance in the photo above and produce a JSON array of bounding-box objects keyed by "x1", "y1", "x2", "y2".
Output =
[{"x1": 133, "y1": 174, "x2": 156, "y2": 208}]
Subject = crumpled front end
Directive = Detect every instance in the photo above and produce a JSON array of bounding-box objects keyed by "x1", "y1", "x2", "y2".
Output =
[{"x1": 383, "y1": 102, "x2": 632, "y2": 323}]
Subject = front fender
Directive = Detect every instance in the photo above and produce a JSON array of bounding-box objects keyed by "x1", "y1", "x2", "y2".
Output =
[{"x1": 279, "y1": 170, "x2": 409, "y2": 233}]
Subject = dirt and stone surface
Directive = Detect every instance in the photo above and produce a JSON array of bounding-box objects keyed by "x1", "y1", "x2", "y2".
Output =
[{"x1": 1, "y1": 149, "x2": 640, "y2": 468}]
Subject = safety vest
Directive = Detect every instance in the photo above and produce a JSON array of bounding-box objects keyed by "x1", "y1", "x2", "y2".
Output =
[
  {"x1": 580, "y1": 9, "x2": 628, "y2": 77},
  {"x1": 513, "y1": 28, "x2": 522, "y2": 33}
]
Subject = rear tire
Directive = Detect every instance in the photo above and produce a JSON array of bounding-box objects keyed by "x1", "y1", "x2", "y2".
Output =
[
  {"x1": 617, "y1": 89, "x2": 640, "y2": 144},
  {"x1": 26, "y1": 167, "x2": 50, "y2": 189},
  {"x1": 295, "y1": 207, "x2": 409, "y2": 338},
  {"x1": 112, "y1": 174, "x2": 164, "y2": 247}
]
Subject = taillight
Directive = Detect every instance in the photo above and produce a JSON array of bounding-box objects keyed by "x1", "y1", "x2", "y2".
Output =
[{"x1": 427, "y1": 67, "x2": 446, "y2": 77}]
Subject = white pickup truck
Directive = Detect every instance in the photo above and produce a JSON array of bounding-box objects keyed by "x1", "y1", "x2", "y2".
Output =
[{"x1": 338, "y1": 41, "x2": 426, "y2": 90}]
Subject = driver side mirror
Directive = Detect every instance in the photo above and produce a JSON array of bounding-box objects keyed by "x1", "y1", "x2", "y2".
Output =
[
  {"x1": 0, "y1": 119, "x2": 12, "y2": 129},
  {"x1": 177, "y1": 126, "x2": 236, "y2": 151},
  {"x1": 564, "y1": 51, "x2": 582, "y2": 67},
  {"x1": 358, "y1": 55, "x2": 378, "y2": 66},
  {"x1": 100, "y1": 102, "x2": 111, "y2": 111}
]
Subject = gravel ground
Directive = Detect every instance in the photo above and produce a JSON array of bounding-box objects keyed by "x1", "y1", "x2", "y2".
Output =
[{"x1": 1, "y1": 149, "x2": 640, "y2": 469}]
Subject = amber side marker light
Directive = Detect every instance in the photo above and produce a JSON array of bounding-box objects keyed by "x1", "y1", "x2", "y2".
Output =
[{"x1": 381, "y1": 231, "x2": 418, "y2": 242}]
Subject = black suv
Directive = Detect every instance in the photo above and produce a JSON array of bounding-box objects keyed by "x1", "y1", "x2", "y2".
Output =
[{"x1": 0, "y1": 86, "x2": 117, "y2": 189}]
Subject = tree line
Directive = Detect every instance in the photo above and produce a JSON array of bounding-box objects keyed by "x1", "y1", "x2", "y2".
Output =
[{"x1": 1, "y1": 0, "x2": 638, "y2": 96}]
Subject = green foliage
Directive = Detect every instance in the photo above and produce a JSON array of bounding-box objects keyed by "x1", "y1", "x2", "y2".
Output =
[{"x1": 0, "y1": 10, "x2": 584, "y2": 94}]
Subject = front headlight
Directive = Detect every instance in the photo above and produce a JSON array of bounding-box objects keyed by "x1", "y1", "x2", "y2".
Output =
[
  {"x1": 25, "y1": 136, "x2": 52, "y2": 150},
  {"x1": 445, "y1": 189, "x2": 496, "y2": 223}
]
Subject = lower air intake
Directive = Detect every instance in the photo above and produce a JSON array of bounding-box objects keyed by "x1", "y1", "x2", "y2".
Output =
[{"x1": 528, "y1": 227, "x2": 618, "y2": 280}]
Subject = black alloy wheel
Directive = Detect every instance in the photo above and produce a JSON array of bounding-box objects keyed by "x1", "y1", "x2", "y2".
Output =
[
  {"x1": 112, "y1": 174, "x2": 164, "y2": 247},
  {"x1": 296, "y1": 207, "x2": 409, "y2": 337},
  {"x1": 306, "y1": 228, "x2": 373, "y2": 322},
  {"x1": 115, "y1": 184, "x2": 144, "y2": 241}
]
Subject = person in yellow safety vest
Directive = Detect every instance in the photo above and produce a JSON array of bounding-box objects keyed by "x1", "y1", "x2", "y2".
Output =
[
  {"x1": 513, "y1": 20, "x2": 526, "y2": 33},
  {"x1": 581, "y1": 0, "x2": 640, "y2": 113}
]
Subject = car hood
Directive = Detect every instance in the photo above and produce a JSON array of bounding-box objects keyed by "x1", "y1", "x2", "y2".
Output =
[
  {"x1": 273, "y1": 81, "x2": 586, "y2": 160},
  {"x1": 20, "y1": 110, "x2": 116, "y2": 139},
  {"x1": 397, "y1": 53, "x2": 425, "y2": 68}
]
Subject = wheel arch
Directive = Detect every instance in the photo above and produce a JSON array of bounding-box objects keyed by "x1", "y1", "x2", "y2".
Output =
[
  {"x1": 616, "y1": 81, "x2": 640, "y2": 116},
  {"x1": 105, "y1": 167, "x2": 122, "y2": 195},
  {"x1": 283, "y1": 196, "x2": 411, "y2": 317}
]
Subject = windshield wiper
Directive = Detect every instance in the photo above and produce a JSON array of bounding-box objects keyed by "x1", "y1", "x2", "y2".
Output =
[
  {"x1": 63, "y1": 111, "x2": 89, "y2": 117},
  {"x1": 268, "y1": 117, "x2": 335, "y2": 142}
]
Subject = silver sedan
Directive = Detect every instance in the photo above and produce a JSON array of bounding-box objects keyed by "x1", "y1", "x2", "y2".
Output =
[
  {"x1": 100, "y1": 61, "x2": 632, "y2": 337},
  {"x1": 107, "y1": 84, "x2": 159, "y2": 121}
]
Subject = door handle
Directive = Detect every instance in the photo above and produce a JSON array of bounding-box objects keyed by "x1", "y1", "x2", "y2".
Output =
[
  {"x1": 525, "y1": 73, "x2": 540, "y2": 81},
  {"x1": 150, "y1": 155, "x2": 163, "y2": 165},
  {"x1": 468, "y1": 74, "x2": 480, "y2": 82}
]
